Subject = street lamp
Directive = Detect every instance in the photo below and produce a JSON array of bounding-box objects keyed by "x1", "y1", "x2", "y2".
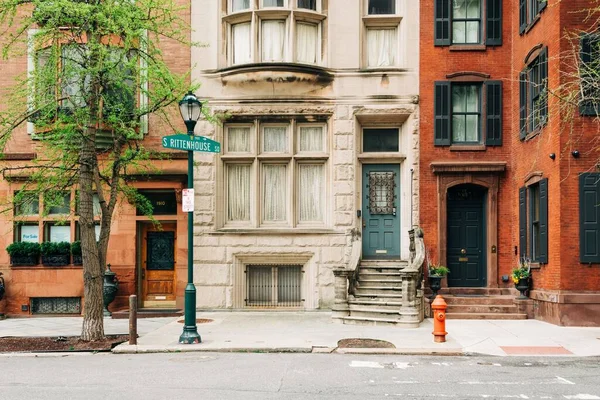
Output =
[{"x1": 178, "y1": 91, "x2": 202, "y2": 344}]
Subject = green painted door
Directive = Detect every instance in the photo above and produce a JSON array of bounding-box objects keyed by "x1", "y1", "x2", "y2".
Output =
[
  {"x1": 447, "y1": 185, "x2": 486, "y2": 287},
  {"x1": 362, "y1": 164, "x2": 401, "y2": 259}
]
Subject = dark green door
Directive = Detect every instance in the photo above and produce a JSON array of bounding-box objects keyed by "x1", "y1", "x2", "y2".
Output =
[
  {"x1": 362, "y1": 164, "x2": 401, "y2": 259},
  {"x1": 447, "y1": 185, "x2": 486, "y2": 287}
]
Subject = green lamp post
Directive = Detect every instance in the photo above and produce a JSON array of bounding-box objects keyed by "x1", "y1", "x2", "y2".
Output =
[{"x1": 178, "y1": 91, "x2": 202, "y2": 344}]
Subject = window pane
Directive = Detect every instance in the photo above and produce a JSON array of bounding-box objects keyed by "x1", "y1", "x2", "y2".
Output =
[
  {"x1": 227, "y1": 127, "x2": 251, "y2": 152},
  {"x1": 466, "y1": 0, "x2": 480, "y2": 18},
  {"x1": 452, "y1": 85, "x2": 466, "y2": 112},
  {"x1": 296, "y1": 23, "x2": 318, "y2": 64},
  {"x1": 15, "y1": 192, "x2": 39, "y2": 216},
  {"x1": 453, "y1": 0, "x2": 467, "y2": 18},
  {"x1": 61, "y1": 45, "x2": 88, "y2": 108},
  {"x1": 452, "y1": 22, "x2": 466, "y2": 44},
  {"x1": 263, "y1": 0, "x2": 284, "y2": 7},
  {"x1": 465, "y1": 21, "x2": 479, "y2": 43},
  {"x1": 50, "y1": 225, "x2": 70, "y2": 243},
  {"x1": 367, "y1": 29, "x2": 396, "y2": 67},
  {"x1": 363, "y1": 129, "x2": 399, "y2": 152},
  {"x1": 299, "y1": 126, "x2": 324, "y2": 152},
  {"x1": 262, "y1": 20, "x2": 286, "y2": 62},
  {"x1": 227, "y1": 164, "x2": 251, "y2": 222},
  {"x1": 93, "y1": 194, "x2": 101, "y2": 216},
  {"x1": 95, "y1": 224, "x2": 101, "y2": 241},
  {"x1": 233, "y1": 23, "x2": 252, "y2": 65},
  {"x1": 368, "y1": 0, "x2": 395, "y2": 14},
  {"x1": 298, "y1": 0, "x2": 316, "y2": 10},
  {"x1": 465, "y1": 115, "x2": 479, "y2": 141},
  {"x1": 466, "y1": 85, "x2": 479, "y2": 112},
  {"x1": 47, "y1": 193, "x2": 70, "y2": 215},
  {"x1": 263, "y1": 164, "x2": 287, "y2": 221},
  {"x1": 452, "y1": 115, "x2": 466, "y2": 142},
  {"x1": 20, "y1": 225, "x2": 39, "y2": 243},
  {"x1": 232, "y1": 0, "x2": 250, "y2": 11},
  {"x1": 298, "y1": 164, "x2": 324, "y2": 222},
  {"x1": 263, "y1": 126, "x2": 288, "y2": 152}
]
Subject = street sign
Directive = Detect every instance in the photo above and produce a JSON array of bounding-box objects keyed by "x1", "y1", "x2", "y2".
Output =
[
  {"x1": 182, "y1": 189, "x2": 194, "y2": 212},
  {"x1": 162, "y1": 134, "x2": 221, "y2": 153}
]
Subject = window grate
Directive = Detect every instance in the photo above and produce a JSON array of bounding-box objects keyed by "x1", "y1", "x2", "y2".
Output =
[
  {"x1": 245, "y1": 265, "x2": 303, "y2": 307},
  {"x1": 31, "y1": 297, "x2": 81, "y2": 314}
]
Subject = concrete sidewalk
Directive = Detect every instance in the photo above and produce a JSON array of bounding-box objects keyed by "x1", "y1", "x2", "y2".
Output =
[{"x1": 2, "y1": 312, "x2": 600, "y2": 357}]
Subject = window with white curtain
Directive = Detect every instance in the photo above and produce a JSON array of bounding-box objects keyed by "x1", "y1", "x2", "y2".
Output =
[
  {"x1": 452, "y1": 0, "x2": 481, "y2": 44},
  {"x1": 222, "y1": 121, "x2": 328, "y2": 228},
  {"x1": 261, "y1": 20, "x2": 286, "y2": 62},
  {"x1": 366, "y1": 28, "x2": 397, "y2": 67},
  {"x1": 231, "y1": 0, "x2": 250, "y2": 12},
  {"x1": 296, "y1": 23, "x2": 318, "y2": 64},
  {"x1": 232, "y1": 22, "x2": 252, "y2": 65},
  {"x1": 263, "y1": 0, "x2": 284, "y2": 7},
  {"x1": 451, "y1": 84, "x2": 481, "y2": 143}
]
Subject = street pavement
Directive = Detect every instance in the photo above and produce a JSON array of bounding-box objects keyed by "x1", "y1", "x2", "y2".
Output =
[{"x1": 2, "y1": 311, "x2": 600, "y2": 357}]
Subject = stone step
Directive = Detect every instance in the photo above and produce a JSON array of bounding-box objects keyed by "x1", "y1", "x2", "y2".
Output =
[
  {"x1": 443, "y1": 296, "x2": 516, "y2": 306},
  {"x1": 446, "y1": 304, "x2": 519, "y2": 314},
  {"x1": 360, "y1": 260, "x2": 409, "y2": 267},
  {"x1": 332, "y1": 315, "x2": 403, "y2": 326},
  {"x1": 359, "y1": 273, "x2": 404, "y2": 280},
  {"x1": 349, "y1": 301, "x2": 402, "y2": 311},
  {"x1": 446, "y1": 312, "x2": 528, "y2": 320},
  {"x1": 359, "y1": 267, "x2": 405, "y2": 274},
  {"x1": 351, "y1": 293, "x2": 403, "y2": 301},
  {"x1": 439, "y1": 287, "x2": 514, "y2": 296},
  {"x1": 354, "y1": 287, "x2": 403, "y2": 296},
  {"x1": 359, "y1": 279, "x2": 404, "y2": 288},
  {"x1": 348, "y1": 307, "x2": 400, "y2": 319}
]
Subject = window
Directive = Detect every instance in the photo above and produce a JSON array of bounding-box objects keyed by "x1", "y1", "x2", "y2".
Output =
[
  {"x1": 363, "y1": 128, "x2": 399, "y2": 152},
  {"x1": 434, "y1": 80, "x2": 502, "y2": 146},
  {"x1": 435, "y1": 0, "x2": 501, "y2": 46},
  {"x1": 519, "y1": 179, "x2": 548, "y2": 263},
  {"x1": 366, "y1": 28, "x2": 397, "y2": 68},
  {"x1": 579, "y1": 33, "x2": 600, "y2": 116},
  {"x1": 246, "y1": 265, "x2": 302, "y2": 307},
  {"x1": 367, "y1": 0, "x2": 395, "y2": 15},
  {"x1": 225, "y1": 1, "x2": 325, "y2": 66},
  {"x1": 15, "y1": 191, "x2": 40, "y2": 216},
  {"x1": 222, "y1": 120, "x2": 328, "y2": 228},
  {"x1": 579, "y1": 173, "x2": 600, "y2": 263},
  {"x1": 519, "y1": 47, "x2": 548, "y2": 139},
  {"x1": 519, "y1": 0, "x2": 547, "y2": 34}
]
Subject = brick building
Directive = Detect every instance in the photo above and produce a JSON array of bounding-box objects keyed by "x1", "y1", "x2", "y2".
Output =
[{"x1": 420, "y1": 0, "x2": 600, "y2": 325}]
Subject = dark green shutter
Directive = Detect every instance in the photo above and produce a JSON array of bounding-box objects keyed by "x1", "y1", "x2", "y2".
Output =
[
  {"x1": 519, "y1": 0, "x2": 527, "y2": 34},
  {"x1": 539, "y1": 47, "x2": 548, "y2": 125},
  {"x1": 434, "y1": 0, "x2": 451, "y2": 46},
  {"x1": 538, "y1": 0, "x2": 547, "y2": 13},
  {"x1": 580, "y1": 34, "x2": 599, "y2": 116},
  {"x1": 539, "y1": 178, "x2": 548, "y2": 264},
  {"x1": 486, "y1": 0, "x2": 502, "y2": 46},
  {"x1": 579, "y1": 173, "x2": 600, "y2": 263},
  {"x1": 485, "y1": 81, "x2": 502, "y2": 146},
  {"x1": 519, "y1": 71, "x2": 527, "y2": 140},
  {"x1": 434, "y1": 81, "x2": 451, "y2": 146},
  {"x1": 519, "y1": 187, "x2": 527, "y2": 258}
]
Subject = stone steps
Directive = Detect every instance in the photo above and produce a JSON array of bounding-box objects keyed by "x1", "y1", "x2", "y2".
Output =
[
  {"x1": 442, "y1": 295, "x2": 515, "y2": 305},
  {"x1": 446, "y1": 304, "x2": 520, "y2": 314},
  {"x1": 446, "y1": 312, "x2": 527, "y2": 320},
  {"x1": 358, "y1": 279, "x2": 404, "y2": 288},
  {"x1": 332, "y1": 315, "x2": 407, "y2": 326},
  {"x1": 439, "y1": 289, "x2": 527, "y2": 320}
]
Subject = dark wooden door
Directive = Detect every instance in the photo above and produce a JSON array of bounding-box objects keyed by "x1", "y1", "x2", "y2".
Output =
[
  {"x1": 447, "y1": 186, "x2": 486, "y2": 287},
  {"x1": 142, "y1": 223, "x2": 176, "y2": 307}
]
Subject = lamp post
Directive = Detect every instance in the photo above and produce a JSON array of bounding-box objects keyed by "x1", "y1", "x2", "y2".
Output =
[{"x1": 178, "y1": 91, "x2": 202, "y2": 344}]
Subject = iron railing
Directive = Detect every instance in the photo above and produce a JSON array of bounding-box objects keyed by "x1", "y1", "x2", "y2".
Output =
[{"x1": 245, "y1": 265, "x2": 303, "y2": 307}]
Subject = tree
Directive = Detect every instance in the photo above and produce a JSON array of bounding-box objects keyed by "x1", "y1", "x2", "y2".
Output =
[{"x1": 0, "y1": 0, "x2": 196, "y2": 340}]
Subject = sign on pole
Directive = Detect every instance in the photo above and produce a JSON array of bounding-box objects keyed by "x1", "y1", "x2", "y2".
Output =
[
  {"x1": 182, "y1": 189, "x2": 194, "y2": 212},
  {"x1": 162, "y1": 134, "x2": 221, "y2": 153}
]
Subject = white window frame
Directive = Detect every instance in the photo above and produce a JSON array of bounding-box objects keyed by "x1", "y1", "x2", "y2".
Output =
[
  {"x1": 259, "y1": 17, "x2": 290, "y2": 63},
  {"x1": 294, "y1": 20, "x2": 321, "y2": 65},
  {"x1": 229, "y1": 0, "x2": 253, "y2": 13}
]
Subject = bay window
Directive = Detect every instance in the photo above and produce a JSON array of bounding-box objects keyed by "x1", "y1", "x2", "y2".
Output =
[{"x1": 261, "y1": 20, "x2": 286, "y2": 62}]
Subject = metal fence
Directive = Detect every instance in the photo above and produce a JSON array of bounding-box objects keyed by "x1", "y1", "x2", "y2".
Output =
[
  {"x1": 31, "y1": 297, "x2": 81, "y2": 314},
  {"x1": 245, "y1": 265, "x2": 303, "y2": 308}
]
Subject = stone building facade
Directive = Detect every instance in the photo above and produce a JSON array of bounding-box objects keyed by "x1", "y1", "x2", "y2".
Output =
[{"x1": 191, "y1": 0, "x2": 420, "y2": 310}]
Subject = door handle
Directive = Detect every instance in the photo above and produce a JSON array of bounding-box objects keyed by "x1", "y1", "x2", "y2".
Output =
[
  {"x1": 460, "y1": 248, "x2": 466, "y2": 254},
  {"x1": 362, "y1": 218, "x2": 366, "y2": 228},
  {"x1": 392, "y1": 207, "x2": 396, "y2": 216}
]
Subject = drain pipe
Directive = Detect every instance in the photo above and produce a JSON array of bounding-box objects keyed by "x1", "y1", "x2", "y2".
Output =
[{"x1": 410, "y1": 168, "x2": 414, "y2": 227}]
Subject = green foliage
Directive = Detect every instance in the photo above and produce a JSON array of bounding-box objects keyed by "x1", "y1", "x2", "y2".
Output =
[
  {"x1": 6, "y1": 241, "x2": 41, "y2": 257},
  {"x1": 71, "y1": 240, "x2": 82, "y2": 256},
  {"x1": 511, "y1": 258, "x2": 531, "y2": 283},
  {"x1": 40, "y1": 241, "x2": 71, "y2": 256},
  {"x1": 429, "y1": 265, "x2": 450, "y2": 277}
]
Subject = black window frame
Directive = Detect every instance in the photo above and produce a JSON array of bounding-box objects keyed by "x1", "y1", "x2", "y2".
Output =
[
  {"x1": 451, "y1": 83, "x2": 482, "y2": 144},
  {"x1": 434, "y1": 0, "x2": 502, "y2": 47},
  {"x1": 519, "y1": 47, "x2": 548, "y2": 140},
  {"x1": 367, "y1": 0, "x2": 395, "y2": 15},
  {"x1": 579, "y1": 32, "x2": 600, "y2": 116},
  {"x1": 451, "y1": 0, "x2": 482, "y2": 45},
  {"x1": 519, "y1": 0, "x2": 547, "y2": 35}
]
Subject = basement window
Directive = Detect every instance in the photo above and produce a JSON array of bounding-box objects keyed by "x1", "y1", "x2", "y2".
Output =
[{"x1": 245, "y1": 265, "x2": 303, "y2": 307}]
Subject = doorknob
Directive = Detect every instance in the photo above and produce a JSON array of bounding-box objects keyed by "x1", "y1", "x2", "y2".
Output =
[
  {"x1": 460, "y1": 249, "x2": 466, "y2": 254},
  {"x1": 362, "y1": 218, "x2": 366, "y2": 228}
]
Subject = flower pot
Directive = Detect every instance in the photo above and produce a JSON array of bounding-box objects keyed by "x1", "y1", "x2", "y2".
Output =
[
  {"x1": 72, "y1": 255, "x2": 82, "y2": 266},
  {"x1": 515, "y1": 277, "x2": 530, "y2": 299},
  {"x1": 103, "y1": 265, "x2": 119, "y2": 317},
  {"x1": 10, "y1": 255, "x2": 39, "y2": 266},
  {"x1": 428, "y1": 275, "x2": 443, "y2": 299},
  {"x1": 41, "y1": 254, "x2": 70, "y2": 266}
]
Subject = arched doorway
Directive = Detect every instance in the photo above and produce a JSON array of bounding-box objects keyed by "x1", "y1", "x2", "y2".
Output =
[{"x1": 447, "y1": 184, "x2": 487, "y2": 287}]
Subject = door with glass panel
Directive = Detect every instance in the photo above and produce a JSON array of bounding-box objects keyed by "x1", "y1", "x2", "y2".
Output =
[
  {"x1": 362, "y1": 164, "x2": 401, "y2": 259},
  {"x1": 141, "y1": 223, "x2": 176, "y2": 307}
]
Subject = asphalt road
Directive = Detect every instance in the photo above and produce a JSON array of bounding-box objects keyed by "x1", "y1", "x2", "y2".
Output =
[{"x1": 1, "y1": 353, "x2": 599, "y2": 400}]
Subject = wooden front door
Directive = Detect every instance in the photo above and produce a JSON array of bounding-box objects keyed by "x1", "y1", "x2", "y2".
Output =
[
  {"x1": 446, "y1": 185, "x2": 486, "y2": 287},
  {"x1": 142, "y1": 223, "x2": 176, "y2": 307},
  {"x1": 362, "y1": 164, "x2": 401, "y2": 259}
]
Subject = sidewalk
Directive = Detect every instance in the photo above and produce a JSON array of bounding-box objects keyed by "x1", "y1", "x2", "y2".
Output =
[{"x1": 2, "y1": 312, "x2": 600, "y2": 356}]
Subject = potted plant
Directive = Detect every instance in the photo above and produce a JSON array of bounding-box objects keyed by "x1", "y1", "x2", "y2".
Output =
[
  {"x1": 71, "y1": 241, "x2": 82, "y2": 265},
  {"x1": 511, "y1": 258, "x2": 531, "y2": 299},
  {"x1": 41, "y1": 241, "x2": 71, "y2": 266},
  {"x1": 6, "y1": 242, "x2": 41, "y2": 266},
  {"x1": 428, "y1": 264, "x2": 450, "y2": 299}
]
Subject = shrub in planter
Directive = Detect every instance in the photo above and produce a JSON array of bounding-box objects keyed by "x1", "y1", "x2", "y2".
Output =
[
  {"x1": 6, "y1": 242, "x2": 41, "y2": 266},
  {"x1": 428, "y1": 264, "x2": 450, "y2": 300},
  {"x1": 71, "y1": 241, "x2": 82, "y2": 265},
  {"x1": 41, "y1": 241, "x2": 71, "y2": 266}
]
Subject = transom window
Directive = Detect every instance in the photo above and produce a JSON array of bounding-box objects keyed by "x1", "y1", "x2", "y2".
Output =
[
  {"x1": 367, "y1": 0, "x2": 395, "y2": 15},
  {"x1": 222, "y1": 119, "x2": 328, "y2": 228},
  {"x1": 362, "y1": 128, "x2": 399, "y2": 152},
  {"x1": 452, "y1": 0, "x2": 481, "y2": 44}
]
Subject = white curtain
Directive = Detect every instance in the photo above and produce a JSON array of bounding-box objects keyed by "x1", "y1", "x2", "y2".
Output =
[
  {"x1": 452, "y1": 85, "x2": 479, "y2": 142},
  {"x1": 95, "y1": 225, "x2": 101, "y2": 241},
  {"x1": 232, "y1": 0, "x2": 250, "y2": 12},
  {"x1": 262, "y1": 20, "x2": 285, "y2": 62},
  {"x1": 233, "y1": 23, "x2": 251, "y2": 65},
  {"x1": 296, "y1": 23, "x2": 318, "y2": 64},
  {"x1": 299, "y1": 126, "x2": 323, "y2": 152},
  {"x1": 263, "y1": 164, "x2": 287, "y2": 221},
  {"x1": 298, "y1": 164, "x2": 324, "y2": 222},
  {"x1": 227, "y1": 164, "x2": 251, "y2": 221},
  {"x1": 263, "y1": 126, "x2": 288, "y2": 152},
  {"x1": 367, "y1": 28, "x2": 397, "y2": 67},
  {"x1": 50, "y1": 225, "x2": 70, "y2": 243},
  {"x1": 227, "y1": 127, "x2": 251, "y2": 152}
]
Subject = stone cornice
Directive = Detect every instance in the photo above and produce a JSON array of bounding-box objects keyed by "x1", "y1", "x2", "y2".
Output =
[{"x1": 431, "y1": 161, "x2": 507, "y2": 174}]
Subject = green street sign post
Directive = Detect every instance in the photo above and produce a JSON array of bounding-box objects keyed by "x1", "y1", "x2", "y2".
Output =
[{"x1": 170, "y1": 92, "x2": 220, "y2": 345}]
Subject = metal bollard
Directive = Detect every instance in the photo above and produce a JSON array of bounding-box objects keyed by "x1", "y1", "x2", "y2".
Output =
[
  {"x1": 129, "y1": 295, "x2": 137, "y2": 345},
  {"x1": 431, "y1": 295, "x2": 448, "y2": 343}
]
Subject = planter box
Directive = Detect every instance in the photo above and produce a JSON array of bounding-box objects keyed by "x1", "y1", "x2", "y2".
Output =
[
  {"x1": 72, "y1": 255, "x2": 82, "y2": 266},
  {"x1": 10, "y1": 255, "x2": 39, "y2": 266},
  {"x1": 41, "y1": 254, "x2": 70, "y2": 267}
]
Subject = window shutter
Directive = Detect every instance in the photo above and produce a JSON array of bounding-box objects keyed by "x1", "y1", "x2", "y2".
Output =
[
  {"x1": 539, "y1": 47, "x2": 548, "y2": 124},
  {"x1": 519, "y1": 187, "x2": 527, "y2": 258},
  {"x1": 519, "y1": 0, "x2": 527, "y2": 34},
  {"x1": 486, "y1": 0, "x2": 502, "y2": 46},
  {"x1": 519, "y1": 71, "x2": 527, "y2": 140},
  {"x1": 539, "y1": 178, "x2": 548, "y2": 264},
  {"x1": 579, "y1": 173, "x2": 600, "y2": 263},
  {"x1": 579, "y1": 34, "x2": 599, "y2": 116},
  {"x1": 538, "y1": 0, "x2": 547, "y2": 13},
  {"x1": 434, "y1": 0, "x2": 451, "y2": 46},
  {"x1": 434, "y1": 81, "x2": 451, "y2": 146},
  {"x1": 485, "y1": 81, "x2": 502, "y2": 146}
]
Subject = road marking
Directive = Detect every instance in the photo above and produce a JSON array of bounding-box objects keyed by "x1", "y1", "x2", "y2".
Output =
[
  {"x1": 563, "y1": 396, "x2": 600, "y2": 400},
  {"x1": 556, "y1": 376, "x2": 576, "y2": 385},
  {"x1": 432, "y1": 362, "x2": 453, "y2": 366},
  {"x1": 350, "y1": 361, "x2": 384, "y2": 368},
  {"x1": 393, "y1": 362, "x2": 411, "y2": 369}
]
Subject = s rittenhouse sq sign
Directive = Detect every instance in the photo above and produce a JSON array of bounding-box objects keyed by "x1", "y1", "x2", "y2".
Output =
[{"x1": 162, "y1": 134, "x2": 221, "y2": 153}]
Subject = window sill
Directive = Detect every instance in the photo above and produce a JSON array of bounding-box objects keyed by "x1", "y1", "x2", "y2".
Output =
[
  {"x1": 294, "y1": 9, "x2": 327, "y2": 21},
  {"x1": 449, "y1": 44, "x2": 486, "y2": 51},
  {"x1": 358, "y1": 152, "x2": 406, "y2": 162},
  {"x1": 362, "y1": 15, "x2": 402, "y2": 27},
  {"x1": 523, "y1": 14, "x2": 541, "y2": 35},
  {"x1": 214, "y1": 228, "x2": 341, "y2": 235},
  {"x1": 524, "y1": 129, "x2": 542, "y2": 142},
  {"x1": 529, "y1": 262, "x2": 543, "y2": 269},
  {"x1": 449, "y1": 144, "x2": 486, "y2": 151}
]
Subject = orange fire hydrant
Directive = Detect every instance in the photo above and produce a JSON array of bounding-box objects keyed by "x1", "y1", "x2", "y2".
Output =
[{"x1": 431, "y1": 295, "x2": 448, "y2": 343}]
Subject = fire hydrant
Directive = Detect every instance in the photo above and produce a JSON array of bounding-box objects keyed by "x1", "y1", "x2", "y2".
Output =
[{"x1": 431, "y1": 295, "x2": 447, "y2": 343}]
